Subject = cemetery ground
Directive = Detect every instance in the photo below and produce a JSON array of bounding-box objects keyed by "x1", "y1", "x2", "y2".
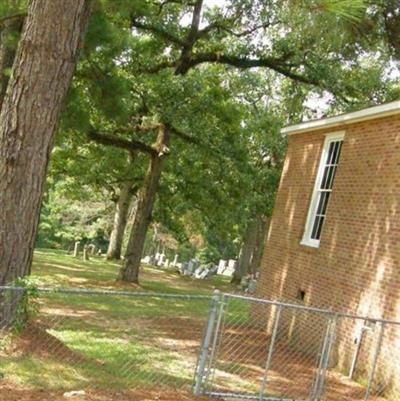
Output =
[
  {"x1": 0, "y1": 249, "x2": 235, "y2": 401},
  {"x1": 0, "y1": 250, "x2": 391, "y2": 401}
]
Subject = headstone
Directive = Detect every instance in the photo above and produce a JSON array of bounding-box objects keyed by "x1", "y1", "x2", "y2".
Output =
[
  {"x1": 193, "y1": 265, "x2": 209, "y2": 279},
  {"x1": 210, "y1": 264, "x2": 218, "y2": 274},
  {"x1": 222, "y1": 259, "x2": 236, "y2": 277},
  {"x1": 141, "y1": 255, "x2": 151, "y2": 264},
  {"x1": 194, "y1": 266, "x2": 203, "y2": 279},
  {"x1": 181, "y1": 262, "x2": 190, "y2": 275},
  {"x1": 171, "y1": 254, "x2": 179, "y2": 267},
  {"x1": 164, "y1": 259, "x2": 170, "y2": 268},
  {"x1": 199, "y1": 268, "x2": 209, "y2": 279},
  {"x1": 158, "y1": 253, "x2": 166, "y2": 267},
  {"x1": 83, "y1": 245, "x2": 90, "y2": 261},
  {"x1": 217, "y1": 259, "x2": 227, "y2": 275},
  {"x1": 97, "y1": 249, "x2": 102, "y2": 256},
  {"x1": 88, "y1": 244, "x2": 96, "y2": 256},
  {"x1": 73, "y1": 241, "x2": 80, "y2": 258},
  {"x1": 204, "y1": 264, "x2": 217, "y2": 278},
  {"x1": 192, "y1": 259, "x2": 200, "y2": 271}
]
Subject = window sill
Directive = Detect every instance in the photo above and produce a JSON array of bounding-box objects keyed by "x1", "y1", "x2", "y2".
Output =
[{"x1": 300, "y1": 239, "x2": 320, "y2": 248}]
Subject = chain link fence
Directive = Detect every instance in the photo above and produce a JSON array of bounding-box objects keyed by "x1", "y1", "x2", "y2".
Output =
[
  {"x1": 0, "y1": 286, "x2": 212, "y2": 400},
  {"x1": 1, "y1": 287, "x2": 400, "y2": 401},
  {"x1": 195, "y1": 293, "x2": 400, "y2": 401}
]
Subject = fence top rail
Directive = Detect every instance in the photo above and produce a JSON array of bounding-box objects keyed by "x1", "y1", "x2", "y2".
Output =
[
  {"x1": 223, "y1": 293, "x2": 400, "y2": 327},
  {"x1": 2, "y1": 286, "x2": 399, "y2": 326},
  {"x1": 0, "y1": 286, "x2": 212, "y2": 300}
]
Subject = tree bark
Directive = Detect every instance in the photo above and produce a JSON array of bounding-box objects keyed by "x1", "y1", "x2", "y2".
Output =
[
  {"x1": 231, "y1": 217, "x2": 259, "y2": 284},
  {"x1": 0, "y1": 0, "x2": 91, "y2": 285},
  {"x1": 106, "y1": 180, "x2": 134, "y2": 260},
  {"x1": 119, "y1": 126, "x2": 170, "y2": 283},
  {"x1": 0, "y1": 14, "x2": 24, "y2": 109},
  {"x1": 249, "y1": 215, "x2": 270, "y2": 274}
]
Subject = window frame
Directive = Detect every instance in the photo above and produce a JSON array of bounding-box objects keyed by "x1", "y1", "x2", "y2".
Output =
[{"x1": 300, "y1": 131, "x2": 345, "y2": 248}]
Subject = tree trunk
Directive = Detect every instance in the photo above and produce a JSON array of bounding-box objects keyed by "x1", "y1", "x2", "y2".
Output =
[
  {"x1": 119, "y1": 126, "x2": 170, "y2": 283},
  {"x1": 231, "y1": 217, "x2": 259, "y2": 284},
  {"x1": 249, "y1": 215, "x2": 270, "y2": 274},
  {"x1": 0, "y1": 15, "x2": 24, "y2": 109},
  {"x1": 0, "y1": 0, "x2": 91, "y2": 285},
  {"x1": 106, "y1": 180, "x2": 133, "y2": 260}
]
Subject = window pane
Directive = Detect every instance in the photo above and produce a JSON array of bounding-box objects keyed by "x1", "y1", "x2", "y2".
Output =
[
  {"x1": 316, "y1": 192, "x2": 331, "y2": 215},
  {"x1": 327, "y1": 166, "x2": 337, "y2": 189},
  {"x1": 311, "y1": 215, "x2": 321, "y2": 239},
  {"x1": 321, "y1": 166, "x2": 335, "y2": 190},
  {"x1": 308, "y1": 139, "x2": 343, "y2": 244},
  {"x1": 321, "y1": 166, "x2": 329, "y2": 189},
  {"x1": 335, "y1": 141, "x2": 342, "y2": 163},
  {"x1": 327, "y1": 142, "x2": 336, "y2": 164},
  {"x1": 311, "y1": 214, "x2": 325, "y2": 240},
  {"x1": 331, "y1": 141, "x2": 340, "y2": 164},
  {"x1": 315, "y1": 215, "x2": 325, "y2": 239}
]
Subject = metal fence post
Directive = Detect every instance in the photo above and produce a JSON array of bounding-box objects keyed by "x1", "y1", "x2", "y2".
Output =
[
  {"x1": 193, "y1": 290, "x2": 221, "y2": 396},
  {"x1": 259, "y1": 304, "x2": 282, "y2": 400},
  {"x1": 364, "y1": 322, "x2": 385, "y2": 401},
  {"x1": 203, "y1": 293, "x2": 226, "y2": 391},
  {"x1": 310, "y1": 314, "x2": 337, "y2": 401}
]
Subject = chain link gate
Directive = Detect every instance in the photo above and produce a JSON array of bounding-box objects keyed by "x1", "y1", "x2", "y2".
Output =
[
  {"x1": 1, "y1": 286, "x2": 399, "y2": 400},
  {"x1": 194, "y1": 293, "x2": 400, "y2": 401}
]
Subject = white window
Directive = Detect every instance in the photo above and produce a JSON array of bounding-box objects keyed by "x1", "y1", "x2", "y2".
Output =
[{"x1": 301, "y1": 132, "x2": 344, "y2": 248}]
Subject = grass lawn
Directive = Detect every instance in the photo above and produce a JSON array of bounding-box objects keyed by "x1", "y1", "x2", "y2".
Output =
[
  {"x1": 0, "y1": 248, "x2": 251, "y2": 399},
  {"x1": 31, "y1": 248, "x2": 234, "y2": 294},
  {"x1": 0, "y1": 250, "x2": 378, "y2": 401}
]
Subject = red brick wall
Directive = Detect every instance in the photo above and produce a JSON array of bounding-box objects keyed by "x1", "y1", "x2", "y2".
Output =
[{"x1": 256, "y1": 114, "x2": 400, "y2": 390}]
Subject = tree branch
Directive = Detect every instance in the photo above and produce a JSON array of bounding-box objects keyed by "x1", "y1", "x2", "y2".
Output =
[
  {"x1": 131, "y1": 18, "x2": 186, "y2": 46},
  {"x1": 186, "y1": 0, "x2": 203, "y2": 45},
  {"x1": 197, "y1": 20, "x2": 274, "y2": 39},
  {"x1": 166, "y1": 123, "x2": 228, "y2": 161},
  {"x1": 0, "y1": 12, "x2": 26, "y2": 29},
  {"x1": 141, "y1": 52, "x2": 319, "y2": 86},
  {"x1": 167, "y1": 123, "x2": 202, "y2": 146},
  {"x1": 139, "y1": 60, "x2": 176, "y2": 74},
  {"x1": 88, "y1": 129, "x2": 158, "y2": 157},
  {"x1": 175, "y1": 0, "x2": 204, "y2": 74},
  {"x1": 177, "y1": 52, "x2": 320, "y2": 85},
  {"x1": 155, "y1": 0, "x2": 196, "y2": 15}
]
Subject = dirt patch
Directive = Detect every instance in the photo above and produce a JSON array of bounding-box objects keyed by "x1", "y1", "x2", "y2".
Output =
[
  {"x1": 212, "y1": 323, "x2": 387, "y2": 401},
  {"x1": 149, "y1": 317, "x2": 204, "y2": 339},
  {"x1": 5, "y1": 322, "x2": 91, "y2": 365},
  {"x1": 85, "y1": 389, "x2": 211, "y2": 401},
  {"x1": 0, "y1": 381, "x2": 210, "y2": 401}
]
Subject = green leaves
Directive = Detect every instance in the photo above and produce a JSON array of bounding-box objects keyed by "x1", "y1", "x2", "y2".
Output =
[
  {"x1": 38, "y1": 0, "x2": 397, "y2": 263},
  {"x1": 313, "y1": 0, "x2": 367, "y2": 22}
]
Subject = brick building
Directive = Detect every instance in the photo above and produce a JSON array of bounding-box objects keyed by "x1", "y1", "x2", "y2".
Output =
[{"x1": 257, "y1": 101, "x2": 400, "y2": 392}]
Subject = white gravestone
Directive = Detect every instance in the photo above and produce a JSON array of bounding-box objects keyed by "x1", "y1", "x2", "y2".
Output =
[
  {"x1": 141, "y1": 255, "x2": 151, "y2": 264},
  {"x1": 171, "y1": 254, "x2": 179, "y2": 267},
  {"x1": 217, "y1": 259, "x2": 227, "y2": 275}
]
